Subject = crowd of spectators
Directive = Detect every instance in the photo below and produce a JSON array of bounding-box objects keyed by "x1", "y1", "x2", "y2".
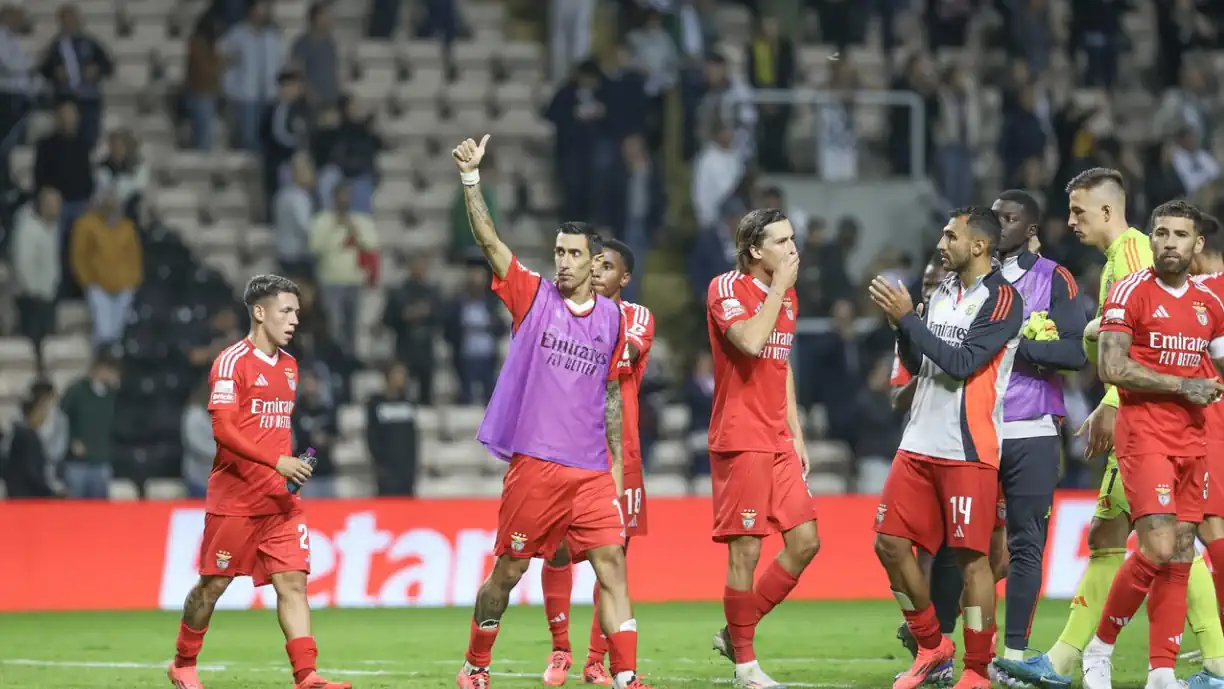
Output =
[{"x1": 1, "y1": 0, "x2": 1224, "y2": 500}]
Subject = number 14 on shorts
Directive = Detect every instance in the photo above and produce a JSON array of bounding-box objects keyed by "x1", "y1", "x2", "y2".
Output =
[{"x1": 950, "y1": 496, "x2": 973, "y2": 525}]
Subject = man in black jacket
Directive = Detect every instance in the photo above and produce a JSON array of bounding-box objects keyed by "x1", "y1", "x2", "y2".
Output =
[
  {"x1": 3, "y1": 382, "x2": 58, "y2": 498},
  {"x1": 366, "y1": 362, "x2": 419, "y2": 496}
]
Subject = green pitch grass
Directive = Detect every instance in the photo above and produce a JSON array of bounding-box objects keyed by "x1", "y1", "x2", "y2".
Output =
[{"x1": 0, "y1": 600, "x2": 1197, "y2": 688}]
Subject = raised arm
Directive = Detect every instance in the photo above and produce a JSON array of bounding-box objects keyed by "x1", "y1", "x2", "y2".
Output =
[{"x1": 452, "y1": 135, "x2": 513, "y2": 279}]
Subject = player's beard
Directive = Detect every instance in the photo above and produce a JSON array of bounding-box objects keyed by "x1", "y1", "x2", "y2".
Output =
[{"x1": 1157, "y1": 251, "x2": 1192, "y2": 278}]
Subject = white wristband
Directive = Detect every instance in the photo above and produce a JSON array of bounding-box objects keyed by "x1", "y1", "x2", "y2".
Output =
[{"x1": 460, "y1": 170, "x2": 480, "y2": 186}]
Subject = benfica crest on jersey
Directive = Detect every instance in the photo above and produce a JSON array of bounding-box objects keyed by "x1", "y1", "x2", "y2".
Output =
[
  {"x1": 285, "y1": 369, "x2": 296, "y2": 391},
  {"x1": 1194, "y1": 302, "x2": 1208, "y2": 325},
  {"x1": 782, "y1": 296, "x2": 794, "y2": 319}
]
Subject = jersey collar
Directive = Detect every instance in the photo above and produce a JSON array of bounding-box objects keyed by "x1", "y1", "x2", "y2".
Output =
[
  {"x1": 246, "y1": 338, "x2": 279, "y2": 366},
  {"x1": 1155, "y1": 275, "x2": 1191, "y2": 298}
]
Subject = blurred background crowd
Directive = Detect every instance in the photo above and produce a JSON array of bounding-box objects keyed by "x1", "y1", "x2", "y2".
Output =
[{"x1": 0, "y1": 0, "x2": 1221, "y2": 502}]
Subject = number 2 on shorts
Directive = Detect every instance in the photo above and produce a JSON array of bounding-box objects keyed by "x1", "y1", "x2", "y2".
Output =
[
  {"x1": 297, "y1": 523, "x2": 310, "y2": 550},
  {"x1": 949, "y1": 496, "x2": 973, "y2": 525}
]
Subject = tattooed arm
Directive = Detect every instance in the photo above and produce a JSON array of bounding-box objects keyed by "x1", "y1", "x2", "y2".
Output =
[
  {"x1": 1098, "y1": 331, "x2": 1222, "y2": 403},
  {"x1": 606, "y1": 380, "x2": 624, "y2": 496},
  {"x1": 453, "y1": 135, "x2": 513, "y2": 278}
]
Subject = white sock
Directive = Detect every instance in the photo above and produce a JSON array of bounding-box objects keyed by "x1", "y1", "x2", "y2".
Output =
[
  {"x1": 462, "y1": 661, "x2": 487, "y2": 673},
  {"x1": 1088, "y1": 636, "x2": 1115, "y2": 653},
  {"x1": 1148, "y1": 667, "x2": 1176, "y2": 685},
  {"x1": 1003, "y1": 647, "x2": 1025, "y2": 661},
  {"x1": 614, "y1": 670, "x2": 635, "y2": 687},
  {"x1": 734, "y1": 660, "x2": 760, "y2": 674}
]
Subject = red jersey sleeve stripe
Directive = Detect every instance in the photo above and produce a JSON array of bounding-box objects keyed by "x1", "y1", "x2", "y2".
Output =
[
  {"x1": 1055, "y1": 265, "x2": 1078, "y2": 299},
  {"x1": 1111, "y1": 270, "x2": 1150, "y2": 306},
  {"x1": 990, "y1": 285, "x2": 1014, "y2": 322},
  {"x1": 716, "y1": 272, "x2": 737, "y2": 299},
  {"x1": 217, "y1": 342, "x2": 248, "y2": 378}
]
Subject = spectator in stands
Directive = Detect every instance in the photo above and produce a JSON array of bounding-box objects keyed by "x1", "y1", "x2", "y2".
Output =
[
  {"x1": 815, "y1": 216, "x2": 858, "y2": 314},
  {"x1": 887, "y1": 53, "x2": 937, "y2": 177},
  {"x1": 415, "y1": 0, "x2": 461, "y2": 77},
  {"x1": 686, "y1": 196, "x2": 739, "y2": 298},
  {"x1": 816, "y1": 59, "x2": 859, "y2": 182},
  {"x1": 183, "y1": 12, "x2": 223, "y2": 151},
  {"x1": 260, "y1": 70, "x2": 308, "y2": 217},
  {"x1": 814, "y1": 0, "x2": 870, "y2": 50},
  {"x1": 184, "y1": 305, "x2": 242, "y2": 374},
  {"x1": 758, "y1": 186, "x2": 809, "y2": 249},
  {"x1": 220, "y1": 0, "x2": 282, "y2": 151},
  {"x1": 292, "y1": 368, "x2": 337, "y2": 497},
  {"x1": 0, "y1": 5, "x2": 32, "y2": 163},
  {"x1": 999, "y1": 82, "x2": 1047, "y2": 189},
  {"x1": 1154, "y1": 60, "x2": 1212, "y2": 145},
  {"x1": 180, "y1": 381, "x2": 214, "y2": 498},
  {"x1": 34, "y1": 99, "x2": 93, "y2": 296},
  {"x1": 550, "y1": 0, "x2": 595, "y2": 83},
  {"x1": 315, "y1": 94, "x2": 383, "y2": 214},
  {"x1": 695, "y1": 52, "x2": 756, "y2": 162},
  {"x1": 11, "y1": 187, "x2": 62, "y2": 373},
  {"x1": 291, "y1": 2, "x2": 340, "y2": 111},
  {"x1": 38, "y1": 4, "x2": 113, "y2": 149},
  {"x1": 1169, "y1": 124, "x2": 1221, "y2": 196},
  {"x1": 274, "y1": 153, "x2": 316, "y2": 277},
  {"x1": 1154, "y1": 1, "x2": 1217, "y2": 91},
  {"x1": 95, "y1": 129, "x2": 148, "y2": 221},
  {"x1": 691, "y1": 122, "x2": 743, "y2": 231},
  {"x1": 684, "y1": 350, "x2": 714, "y2": 480},
  {"x1": 382, "y1": 254, "x2": 443, "y2": 405},
  {"x1": 745, "y1": 14, "x2": 795, "y2": 172},
  {"x1": 626, "y1": 10, "x2": 679, "y2": 147},
  {"x1": 449, "y1": 151, "x2": 498, "y2": 262},
  {"x1": 1146, "y1": 138, "x2": 1188, "y2": 209},
  {"x1": 366, "y1": 361, "x2": 419, "y2": 496},
  {"x1": 934, "y1": 63, "x2": 982, "y2": 207},
  {"x1": 309, "y1": 183, "x2": 378, "y2": 357},
  {"x1": 60, "y1": 352, "x2": 120, "y2": 499},
  {"x1": 1072, "y1": 0, "x2": 1125, "y2": 88},
  {"x1": 287, "y1": 279, "x2": 341, "y2": 407},
  {"x1": 30, "y1": 379, "x2": 67, "y2": 494},
  {"x1": 444, "y1": 264, "x2": 505, "y2": 405},
  {"x1": 366, "y1": 0, "x2": 402, "y2": 39},
  {"x1": 601, "y1": 135, "x2": 664, "y2": 299},
  {"x1": 70, "y1": 186, "x2": 143, "y2": 347},
  {"x1": 1005, "y1": 0, "x2": 1053, "y2": 77},
  {"x1": 603, "y1": 42, "x2": 648, "y2": 146},
  {"x1": 2, "y1": 382, "x2": 58, "y2": 498},
  {"x1": 925, "y1": 0, "x2": 973, "y2": 50},
  {"x1": 810, "y1": 299, "x2": 874, "y2": 448},
  {"x1": 853, "y1": 354, "x2": 904, "y2": 493},
  {"x1": 545, "y1": 59, "x2": 612, "y2": 223}
]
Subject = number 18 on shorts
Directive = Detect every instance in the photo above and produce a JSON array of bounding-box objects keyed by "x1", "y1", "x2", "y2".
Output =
[{"x1": 874, "y1": 450, "x2": 999, "y2": 555}]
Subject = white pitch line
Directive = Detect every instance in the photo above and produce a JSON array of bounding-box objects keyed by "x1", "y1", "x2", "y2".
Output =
[{"x1": 490, "y1": 672, "x2": 853, "y2": 687}]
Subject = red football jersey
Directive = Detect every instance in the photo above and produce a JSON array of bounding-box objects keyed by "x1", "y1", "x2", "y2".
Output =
[
  {"x1": 890, "y1": 349, "x2": 913, "y2": 387},
  {"x1": 617, "y1": 300, "x2": 655, "y2": 472},
  {"x1": 206, "y1": 339, "x2": 299, "y2": 516},
  {"x1": 1193, "y1": 273, "x2": 1224, "y2": 441},
  {"x1": 1101, "y1": 269, "x2": 1224, "y2": 455},
  {"x1": 491, "y1": 257, "x2": 626, "y2": 383},
  {"x1": 706, "y1": 270, "x2": 797, "y2": 453}
]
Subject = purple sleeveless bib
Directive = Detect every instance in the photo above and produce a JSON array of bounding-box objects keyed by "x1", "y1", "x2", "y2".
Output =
[
  {"x1": 476, "y1": 281, "x2": 622, "y2": 470},
  {"x1": 1004, "y1": 256, "x2": 1068, "y2": 422}
]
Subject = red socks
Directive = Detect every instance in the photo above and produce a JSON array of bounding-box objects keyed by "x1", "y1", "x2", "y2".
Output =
[
  {"x1": 1097, "y1": 550, "x2": 1161, "y2": 644},
  {"x1": 542, "y1": 563, "x2": 573, "y2": 652},
  {"x1": 607, "y1": 630, "x2": 638, "y2": 676},
  {"x1": 466, "y1": 619, "x2": 500, "y2": 668},
  {"x1": 903, "y1": 605, "x2": 944, "y2": 651},
  {"x1": 962, "y1": 625, "x2": 996, "y2": 677},
  {"x1": 285, "y1": 636, "x2": 318, "y2": 684},
  {"x1": 754, "y1": 561, "x2": 800, "y2": 617},
  {"x1": 724, "y1": 586, "x2": 760, "y2": 663},
  {"x1": 1147, "y1": 562, "x2": 1190, "y2": 669},
  {"x1": 173, "y1": 622, "x2": 207, "y2": 668},
  {"x1": 587, "y1": 582, "x2": 608, "y2": 665}
]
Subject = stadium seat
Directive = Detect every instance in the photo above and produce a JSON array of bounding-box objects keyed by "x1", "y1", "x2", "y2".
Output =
[
  {"x1": 807, "y1": 473, "x2": 848, "y2": 495},
  {"x1": 651, "y1": 440, "x2": 687, "y2": 473},
  {"x1": 660, "y1": 405, "x2": 689, "y2": 436},
  {"x1": 807, "y1": 405, "x2": 829, "y2": 438},
  {"x1": 441, "y1": 405, "x2": 484, "y2": 437},
  {"x1": 146, "y1": 477, "x2": 187, "y2": 500},
  {"x1": 338, "y1": 404, "x2": 365, "y2": 436},
  {"x1": 335, "y1": 475, "x2": 369, "y2": 499},
  {"x1": 690, "y1": 476, "x2": 714, "y2": 496},
  {"x1": 419, "y1": 474, "x2": 486, "y2": 498},
  {"x1": 644, "y1": 473, "x2": 687, "y2": 497},
  {"x1": 0, "y1": 479, "x2": 6, "y2": 498},
  {"x1": 108, "y1": 478, "x2": 141, "y2": 501},
  {"x1": 334, "y1": 440, "x2": 369, "y2": 468},
  {"x1": 0, "y1": 337, "x2": 35, "y2": 368}
]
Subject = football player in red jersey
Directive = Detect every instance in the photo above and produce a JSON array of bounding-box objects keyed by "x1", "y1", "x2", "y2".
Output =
[
  {"x1": 539, "y1": 239, "x2": 655, "y2": 687},
  {"x1": 167, "y1": 275, "x2": 350, "y2": 689},
  {"x1": 1081, "y1": 201, "x2": 1224, "y2": 689},
  {"x1": 705, "y1": 208, "x2": 820, "y2": 689}
]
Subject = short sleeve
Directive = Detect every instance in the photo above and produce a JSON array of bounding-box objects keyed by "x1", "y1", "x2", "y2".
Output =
[
  {"x1": 490, "y1": 256, "x2": 543, "y2": 330},
  {"x1": 608, "y1": 313, "x2": 628, "y2": 382},
  {"x1": 707, "y1": 274, "x2": 750, "y2": 334},
  {"x1": 626, "y1": 304, "x2": 655, "y2": 355},
  {"x1": 889, "y1": 351, "x2": 912, "y2": 387},
  {"x1": 208, "y1": 351, "x2": 243, "y2": 411},
  {"x1": 1099, "y1": 281, "x2": 1139, "y2": 335}
]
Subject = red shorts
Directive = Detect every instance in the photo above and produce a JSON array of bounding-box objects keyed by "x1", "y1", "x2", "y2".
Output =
[
  {"x1": 1118, "y1": 452, "x2": 1207, "y2": 522},
  {"x1": 495, "y1": 455, "x2": 624, "y2": 562},
  {"x1": 198, "y1": 508, "x2": 310, "y2": 587},
  {"x1": 1208, "y1": 442, "x2": 1224, "y2": 518},
  {"x1": 710, "y1": 450, "x2": 818, "y2": 543},
  {"x1": 875, "y1": 450, "x2": 999, "y2": 555},
  {"x1": 622, "y1": 469, "x2": 647, "y2": 538}
]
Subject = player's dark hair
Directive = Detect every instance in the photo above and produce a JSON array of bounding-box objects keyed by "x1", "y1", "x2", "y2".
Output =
[
  {"x1": 1151, "y1": 199, "x2": 1221, "y2": 239},
  {"x1": 950, "y1": 206, "x2": 1003, "y2": 247},
  {"x1": 556, "y1": 221, "x2": 603, "y2": 256},
  {"x1": 1065, "y1": 167, "x2": 1126, "y2": 195},
  {"x1": 735, "y1": 208, "x2": 789, "y2": 271},
  {"x1": 307, "y1": 1, "x2": 328, "y2": 22},
  {"x1": 996, "y1": 189, "x2": 1041, "y2": 224},
  {"x1": 243, "y1": 274, "x2": 301, "y2": 312},
  {"x1": 601, "y1": 238, "x2": 635, "y2": 274}
]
